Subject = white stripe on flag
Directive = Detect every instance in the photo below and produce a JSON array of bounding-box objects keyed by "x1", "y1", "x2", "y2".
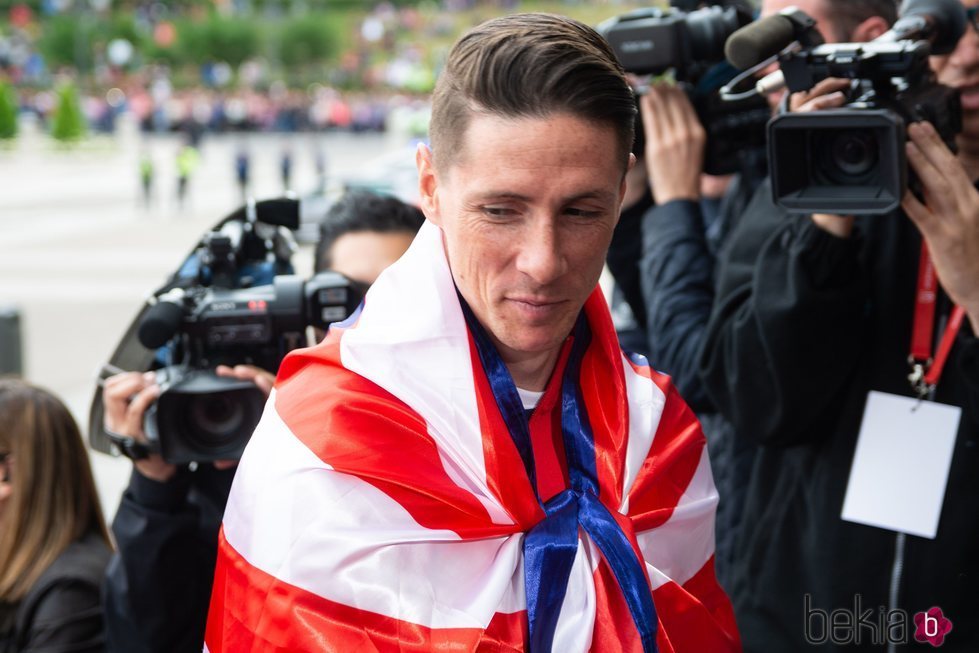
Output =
[
  {"x1": 224, "y1": 392, "x2": 526, "y2": 629},
  {"x1": 619, "y1": 351, "x2": 667, "y2": 515},
  {"x1": 636, "y1": 446, "x2": 718, "y2": 589}
]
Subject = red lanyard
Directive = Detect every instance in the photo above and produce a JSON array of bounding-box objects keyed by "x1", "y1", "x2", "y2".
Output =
[{"x1": 909, "y1": 242, "x2": 967, "y2": 397}]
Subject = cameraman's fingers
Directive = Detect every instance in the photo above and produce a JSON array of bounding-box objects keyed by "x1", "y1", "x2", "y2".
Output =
[
  {"x1": 218, "y1": 364, "x2": 275, "y2": 397},
  {"x1": 122, "y1": 384, "x2": 161, "y2": 440},
  {"x1": 795, "y1": 91, "x2": 846, "y2": 113},
  {"x1": 103, "y1": 372, "x2": 149, "y2": 428},
  {"x1": 250, "y1": 370, "x2": 275, "y2": 397},
  {"x1": 790, "y1": 78, "x2": 850, "y2": 112},
  {"x1": 664, "y1": 86, "x2": 705, "y2": 142},
  {"x1": 906, "y1": 138, "x2": 954, "y2": 221},
  {"x1": 640, "y1": 87, "x2": 670, "y2": 140},
  {"x1": 908, "y1": 122, "x2": 972, "y2": 191}
]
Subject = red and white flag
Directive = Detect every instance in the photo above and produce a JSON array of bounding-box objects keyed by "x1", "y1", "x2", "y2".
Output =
[{"x1": 204, "y1": 220, "x2": 740, "y2": 653}]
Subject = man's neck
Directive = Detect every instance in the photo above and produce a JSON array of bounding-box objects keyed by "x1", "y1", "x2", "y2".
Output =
[{"x1": 497, "y1": 345, "x2": 563, "y2": 393}]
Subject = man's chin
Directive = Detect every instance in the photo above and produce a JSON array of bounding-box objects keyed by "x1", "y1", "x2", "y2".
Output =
[{"x1": 509, "y1": 329, "x2": 575, "y2": 354}]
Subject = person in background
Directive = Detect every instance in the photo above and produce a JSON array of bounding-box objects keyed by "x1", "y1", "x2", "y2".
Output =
[
  {"x1": 699, "y1": 1, "x2": 979, "y2": 649},
  {"x1": 0, "y1": 378, "x2": 112, "y2": 653},
  {"x1": 610, "y1": 0, "x2": 897, "y2": 594},
  {"x1": 315, "y1": 188, "x2": 425, "y2": 286}
]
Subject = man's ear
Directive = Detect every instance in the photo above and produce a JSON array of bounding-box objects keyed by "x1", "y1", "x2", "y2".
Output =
[
  {"x1": 416, "y1": 143, "x2": 441, "y2": 227},
  {"x1": 851, "y1": 15, "x2": 890, "y2": 42}
]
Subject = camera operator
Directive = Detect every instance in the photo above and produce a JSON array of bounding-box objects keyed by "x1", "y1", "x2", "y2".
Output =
[
  {"x1": 618, "y1": 0, "x2": 895, "y2": 594},
  {"x1": 100, "y1": 190, "x2": 424, "y2": 653},
  {"x1": 699, "y1": 0, "x2": 979, "y2": 650}
]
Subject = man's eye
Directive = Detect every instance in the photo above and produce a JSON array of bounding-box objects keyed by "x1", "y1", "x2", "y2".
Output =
[
  {"x1": 482, "y1": 206, "x2": 515, "y2": 217},
  {"x1": 565, "y1": 207, "x2": 602, "y2": 219}
]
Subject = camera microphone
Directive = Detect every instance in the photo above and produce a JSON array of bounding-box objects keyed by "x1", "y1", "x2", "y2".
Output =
[
  {"x1": 254, "y1": 198, "x2": 300, "y2": 230},
  {"x1": 223, "y1": 198, "x2": 301, "y2": 230},
  {"x1": 724, "y1": 8, "x2": 819, "y2": 71},
  {"x1": 876, "y1": 0, "x2": 966, "y2": 55},
  {"x1": 138, "y1": 295, "x2": 184, "y2": 350}
]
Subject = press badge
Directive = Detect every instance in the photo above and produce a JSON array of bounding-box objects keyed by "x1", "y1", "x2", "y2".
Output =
[{"x1": 841, "y1": 391, "x2": 961, "y2": 539}]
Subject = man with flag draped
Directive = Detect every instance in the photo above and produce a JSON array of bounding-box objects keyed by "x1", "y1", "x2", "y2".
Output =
[{"x1": 204, "y1": 13, "x2": 741, "y2": 653}]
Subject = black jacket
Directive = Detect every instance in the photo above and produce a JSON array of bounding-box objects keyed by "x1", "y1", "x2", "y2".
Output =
[
  {"x1": 0, "y1": 531, "x2": 111, "y2": 653},
  {"x1": 626, "y1": 173, "x2": 761, "y2": 592},
  {"x1": 103, "y1": 465, "x2": 234, "y2": 653},
  {"x1": 700, "y1": 179, "x2": 979, "y2": 652}
]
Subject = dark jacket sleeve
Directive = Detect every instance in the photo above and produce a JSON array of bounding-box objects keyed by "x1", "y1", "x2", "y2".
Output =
[
  {"x1": 606, "y1": 190, "x2": 652, "y2": 330},
  {"x1": 698, "y1": 181, "x2": 869, "y2": 446},
  {"x1": 103, "y1": 469, "x2": 217, "y2": 653},
  {"x1": 639, "y1": 199, "x2": 716, "y2": 412}
]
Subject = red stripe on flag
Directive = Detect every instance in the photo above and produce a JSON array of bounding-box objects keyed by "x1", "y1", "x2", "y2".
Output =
[
  {"x1": 588, "y1": 557, "x2": 740, "y2": 653},
  {"x1": 624, "y1": 379, "x2": 705, "y2": 531},
  {"x1": 273, "y1": 339, "x2": 516, "y2": 539},
  {"x1": 579, "y1": 295, "x2": 630, "y2": 509},
  {"x1": 652, "y1": 559, "x2": 742, "y2": 653},
  {"x1": 206, "y1": 529, "x2": 529, "y2": 652}
]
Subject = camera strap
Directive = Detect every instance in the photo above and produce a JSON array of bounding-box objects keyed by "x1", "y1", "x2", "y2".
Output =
[
  {"x1": 908, "y1": 242, "x2": 966, "y2": 398},
  {"x1": 104, "y1": 428, "x2": 153, "y2": 461}
]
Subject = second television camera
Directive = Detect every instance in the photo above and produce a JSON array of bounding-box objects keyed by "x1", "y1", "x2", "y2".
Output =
[
  {"x1": 599, "y1": 1, "x2": 772, "y2": 176},
  {"x1": 726, "y1": 0, "x2": 967, "y2": 214},
  {"x1": 96, "y1": 198, "x2": 362, "y2": 464}
]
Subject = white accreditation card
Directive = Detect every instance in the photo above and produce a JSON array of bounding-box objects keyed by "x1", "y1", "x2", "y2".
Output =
[{"x1": 841, "y1": 391, "x2": 962, "y2": 539}]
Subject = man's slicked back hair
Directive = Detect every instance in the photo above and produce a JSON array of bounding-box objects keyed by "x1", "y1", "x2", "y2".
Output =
[{"x1": 429, "y1": 12, "x2": 636, "y2": 172}]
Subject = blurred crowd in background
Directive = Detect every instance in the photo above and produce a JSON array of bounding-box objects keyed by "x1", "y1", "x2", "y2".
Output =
[{"x1": 0, "y1": 0, "x2": 642, "y2": 141}]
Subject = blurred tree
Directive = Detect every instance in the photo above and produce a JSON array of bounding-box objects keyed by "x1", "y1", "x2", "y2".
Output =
[
  {"x1": 195, "y1": 16, "x2": 262, "y2": 67},
  {"x1": 51, "y1": 82, "x2": 86, "y2": 141},
  {"x1": 38, "y1": 15, "x2": 96, "y2": 72},
  {"x1": 0, "y1": 80, "x2": 17, "y2": 140},
  {"x1": 277, "y1": 16, "x2": 340, "y2": 68}
]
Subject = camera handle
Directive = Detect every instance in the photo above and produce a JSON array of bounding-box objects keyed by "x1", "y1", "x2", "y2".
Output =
[{"x1": 104, "y1": 428, "x2": 153, "y2": 461}]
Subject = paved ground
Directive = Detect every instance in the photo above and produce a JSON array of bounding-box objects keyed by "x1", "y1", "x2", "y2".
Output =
[{"x1": 0, "y1": 115, "x2": 410, "y2": 519}]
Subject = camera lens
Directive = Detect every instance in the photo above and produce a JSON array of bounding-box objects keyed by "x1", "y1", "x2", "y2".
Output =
[
  {"x1": 187, "y1": 394, "x2": 245, "y2": 445},
  {"x1": 178, "y1": 389, "x2": 262, "y2": 455},
  {"x1": 816, "y1": 130, "x2": 879, "y2": 185}
]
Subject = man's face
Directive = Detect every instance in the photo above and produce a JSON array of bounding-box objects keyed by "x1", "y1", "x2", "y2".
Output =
[
  {"x1": 932, "y1": 0, "x2": 979, "y2": 148},
  {"x1": 328, "y1": 230, "x2": 416, "y2": 286},
  {"x1": 418, "y1": 112, "x2": 629, "y2": 365}
]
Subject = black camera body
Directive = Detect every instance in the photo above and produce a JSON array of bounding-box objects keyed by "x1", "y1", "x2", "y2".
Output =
[
  {"x1": 600, "y1": 3, "x2": 771, "y2": 176},
  {"x1": 138, "y1": 271, "x2": 359, "y2": 463},
  {"x1": 769, "y1": 37, "x2": 962, "y2": 215}
]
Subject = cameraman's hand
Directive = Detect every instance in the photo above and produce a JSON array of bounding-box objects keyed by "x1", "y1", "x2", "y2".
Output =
[
  {"x1": 903, "y1": 121, "x2": 979, "y2": 332},
  {"x1": 641, "y1": 83, "x2": 705, "y2": 204},
  {"x1": 103, "y1": 372, "x2": 175, "y2": 483},
  {"x1": 789, "y1": 78, "x2": 851, "y2": 113},
  {"x1": 215, "y1": 364, "x2": 275, "y2": 397},
  {"x1": 790, "y1": 78, "x2": 856, "y2": 238}
]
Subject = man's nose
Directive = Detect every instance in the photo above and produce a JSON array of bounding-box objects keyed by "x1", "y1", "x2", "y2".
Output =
[{"x1": 514, "y1": 219, "x2": 567, "y2": 285}]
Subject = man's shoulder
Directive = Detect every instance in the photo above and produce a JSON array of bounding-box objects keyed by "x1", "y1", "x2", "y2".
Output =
[{"x1": 273, "y1": 338, "x2": 425, "y2": 433}]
